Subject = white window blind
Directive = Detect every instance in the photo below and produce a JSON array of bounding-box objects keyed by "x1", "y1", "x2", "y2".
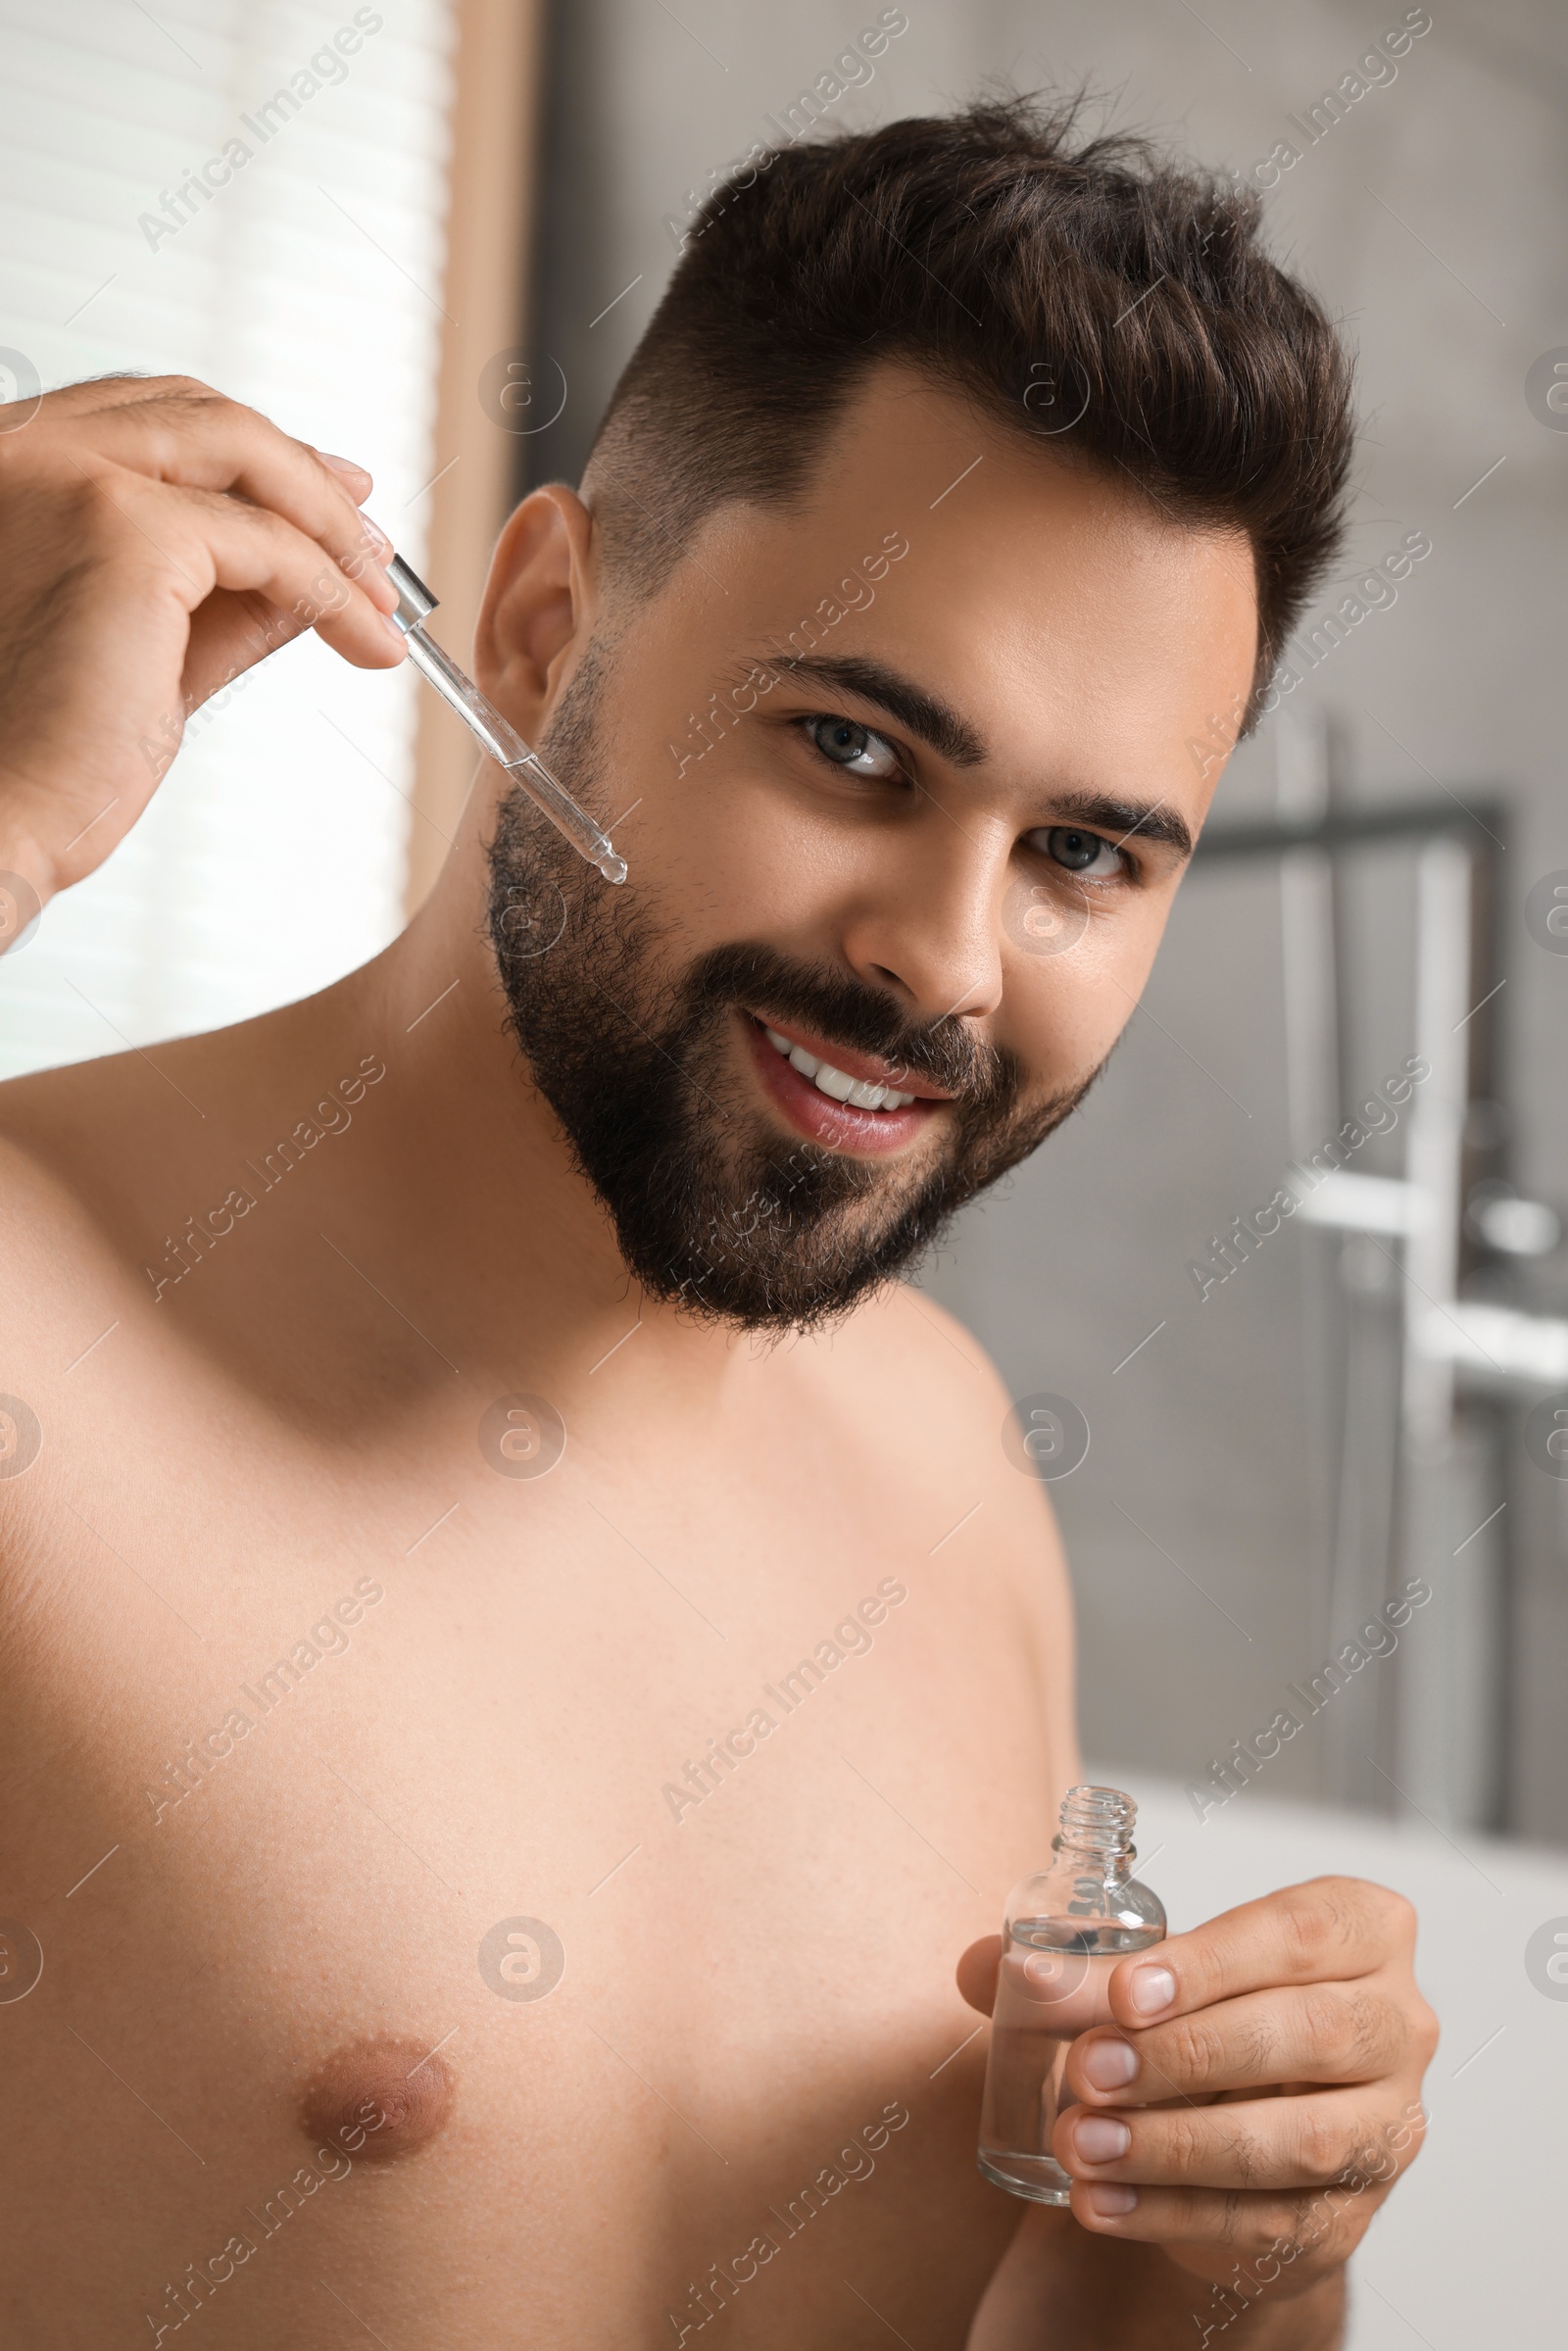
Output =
[{"x1": 0, "y1": 0, "x2": 457, "y2": 1078}]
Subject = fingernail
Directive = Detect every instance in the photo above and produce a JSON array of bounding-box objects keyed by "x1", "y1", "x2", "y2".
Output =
[
  {"x1": 1081, "y1": 2036, "x2": 1139, "y2": 2091},
  {"x1": 382, "y1": 613, "x2": 408, "y2": 644},
  {"x1": 318, "y1": 451, "x2": 370, "y2": 479},
  {"x1": 1128, "y1": 1964, "x2": 1176, "y2": 2015},
  {"x1": 1073, "y1": 2115, "x2": 1131, "y2": 2165},
  {"x1": 361, "y1": 514, "x2": 391, "y2": 552},
  {"x1": 1087, "y1": 2183, "x2": 1138, "y2": 2218}
]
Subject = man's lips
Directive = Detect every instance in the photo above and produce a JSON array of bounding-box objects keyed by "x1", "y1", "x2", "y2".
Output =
[
  {"x1": 747, "y1": 1012, "x2": 957, "y2": 1100},
  {"x1": 741, "y1": 1014, "x2": 948, "y2": 1156}
]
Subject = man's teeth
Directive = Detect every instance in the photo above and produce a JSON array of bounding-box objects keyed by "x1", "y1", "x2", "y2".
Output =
[{"x1": 763, "y1": 1027, "x2": 916, "y2": 1110}]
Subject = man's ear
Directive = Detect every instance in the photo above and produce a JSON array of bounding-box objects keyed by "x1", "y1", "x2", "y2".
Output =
[{"x1": 473, "y1": 484, "x2": 599, "y2": 731}]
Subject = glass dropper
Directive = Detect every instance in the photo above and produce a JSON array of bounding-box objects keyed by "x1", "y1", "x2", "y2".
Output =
[{"x1": 383, "y1": 552, "x2": 627, "y2": 886}]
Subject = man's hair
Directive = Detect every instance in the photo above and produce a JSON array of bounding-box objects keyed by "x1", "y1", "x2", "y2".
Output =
[{"x1": 582, "y1": 91, "x2": 1356, "y2": 731}]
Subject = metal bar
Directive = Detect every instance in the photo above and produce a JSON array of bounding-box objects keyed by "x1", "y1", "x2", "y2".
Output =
[
  {"x1": 1191, "y1": 788, "x2": 1513, "y2": 1829},
  {"x1": 1195, "y1": 799, "x2": 1506, "y2": 862}
]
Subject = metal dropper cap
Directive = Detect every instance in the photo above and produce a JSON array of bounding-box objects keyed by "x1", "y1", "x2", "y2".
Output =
[{"x1": 386, "y1": 553, "x2": 439, "y2": 634}]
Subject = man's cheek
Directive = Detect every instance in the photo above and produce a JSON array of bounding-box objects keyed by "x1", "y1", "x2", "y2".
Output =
[{"x1": 1036, "y1": 922, "x2": 1171, "y2": 1084}]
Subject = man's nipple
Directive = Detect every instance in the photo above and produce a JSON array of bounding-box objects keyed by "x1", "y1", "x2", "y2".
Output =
[{"x1": 299, "y1": 2034, "x2": 456, "y2": 2162}]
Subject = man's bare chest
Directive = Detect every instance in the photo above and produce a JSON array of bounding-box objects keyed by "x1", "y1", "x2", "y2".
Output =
[{"x1": 1, "y1": 1405, "x2": 1054, "y2": 2345}]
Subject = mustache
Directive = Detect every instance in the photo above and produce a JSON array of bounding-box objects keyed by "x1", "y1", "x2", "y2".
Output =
[{"x1": 677, "y1": 942, "x2": 1019, "y2": 1108}]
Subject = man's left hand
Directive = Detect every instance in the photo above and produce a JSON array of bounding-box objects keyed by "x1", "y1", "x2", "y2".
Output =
[{"x1": 960, "y1": 1876, "x2": 1438, "y2": 2301}]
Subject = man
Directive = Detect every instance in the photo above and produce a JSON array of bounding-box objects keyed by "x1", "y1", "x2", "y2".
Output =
[{"x1": 0, "y1": 96, "x2": 1435, "y2": 2348}]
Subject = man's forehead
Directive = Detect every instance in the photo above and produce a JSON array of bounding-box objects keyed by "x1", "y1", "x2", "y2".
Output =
[{"x1": 686, "y1": 363, "x2": 1255, "y2": 656}]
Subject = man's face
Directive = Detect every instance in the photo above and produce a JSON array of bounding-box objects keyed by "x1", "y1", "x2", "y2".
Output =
[{"x1": 481, "y1": 367, "x2": 1257, "y2": 1330}]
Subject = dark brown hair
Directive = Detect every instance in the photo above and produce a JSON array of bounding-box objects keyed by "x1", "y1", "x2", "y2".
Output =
[{"x1": 583, "y1": 92, "x2": 1356, "y2": 731}]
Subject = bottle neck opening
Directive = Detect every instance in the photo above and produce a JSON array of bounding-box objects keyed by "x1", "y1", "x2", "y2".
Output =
[{"x1": 1053, "y1": 1784, "x2": 1138, "y2": 1865}]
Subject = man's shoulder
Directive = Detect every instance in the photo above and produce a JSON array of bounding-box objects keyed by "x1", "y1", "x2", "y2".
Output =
[
  {"x1": 0, "y1": 1062, "x2": 109, "y2": 1273},
  {"x1": 0, "y1": 1049, "x2": 159, "y2": 1286},
  {"x1": 0, "y1": 1043, "x2": 210, "y2": 1438},
  {"x1": 780, "y1": 1281, "x2": 1078, "y2": 1755},
  {"x1": 808, "y1": 1279, "x2": 1015, "y2": 1425},
  {"x1": 0, "y1": 1002, "x2": 275, "y2": 1285},
  {"x1": 785, "y1": 1280, "x2": 1070, "y2": 1564},
  {"x1": 0, "y1": 1076, "x2": 119, "y2": 1606}
]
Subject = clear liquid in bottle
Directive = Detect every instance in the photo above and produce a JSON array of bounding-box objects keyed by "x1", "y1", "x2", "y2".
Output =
[{"x1": 977, "y1": 1786, "x2": 1165, "y2": 2205}]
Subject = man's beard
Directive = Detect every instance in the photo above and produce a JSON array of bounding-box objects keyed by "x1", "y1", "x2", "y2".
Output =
[{"x1": 485, "y1": 638, "x2": 1096, "y2": 1333}]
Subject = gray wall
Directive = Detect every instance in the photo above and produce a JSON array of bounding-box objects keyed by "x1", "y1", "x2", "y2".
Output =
[{"x1": 522, "y1": 0, "x2": 1568, "y2": 1838}]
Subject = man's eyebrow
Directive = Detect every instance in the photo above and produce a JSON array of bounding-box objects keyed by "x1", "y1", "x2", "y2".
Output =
[
  {"x1": 746, "y1": 649, "x2": 1194, "y2": 860},
  {"x1": 752, "y1": 651, "x2": 988, "y2": 767},
  {"x1": 1046, "y1": 791, "x2": 1194, "y2": 860}
]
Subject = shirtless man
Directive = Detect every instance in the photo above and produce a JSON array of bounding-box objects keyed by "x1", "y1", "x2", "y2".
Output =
[{"x1": 0, "y1": 100, "x2": 1436, "y2": 2348}]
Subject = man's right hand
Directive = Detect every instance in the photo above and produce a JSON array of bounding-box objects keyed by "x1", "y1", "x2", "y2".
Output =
[{"x1": 0, "y1": 372, "x2": 407, "y2": 933}]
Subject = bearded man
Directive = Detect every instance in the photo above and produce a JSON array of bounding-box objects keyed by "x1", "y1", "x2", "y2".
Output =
[{"x1": 0, "y1": 95, "x2": 1435, "y2": 2349}]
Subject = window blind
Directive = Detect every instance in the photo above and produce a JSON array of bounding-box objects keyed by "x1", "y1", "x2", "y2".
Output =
[{"x1": 0, "y1": 0, "x2": 457, "y2": 1077}]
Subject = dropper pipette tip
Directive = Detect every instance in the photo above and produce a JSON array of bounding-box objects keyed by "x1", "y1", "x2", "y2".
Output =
[{"x1": 382, "y1": 544, "x2": 628, "y2": 887}]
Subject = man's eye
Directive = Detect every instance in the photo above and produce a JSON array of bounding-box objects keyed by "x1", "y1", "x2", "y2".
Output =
[
  {"x1": 802, "y1": 714, "x2": 904, "y2": 780},
  {"x1": 1025, "y1": 824, "x2": 1125, "y2": 879}
]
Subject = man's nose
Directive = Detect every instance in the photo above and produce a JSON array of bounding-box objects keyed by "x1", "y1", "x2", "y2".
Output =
[{"x1": 837, "y1": 826, "x2": 1007, "y2": 1024}]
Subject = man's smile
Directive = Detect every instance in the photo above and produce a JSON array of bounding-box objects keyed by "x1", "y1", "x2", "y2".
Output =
[{"x1": 741, "y1": 1010, "x2": 952, "y2": 1156}]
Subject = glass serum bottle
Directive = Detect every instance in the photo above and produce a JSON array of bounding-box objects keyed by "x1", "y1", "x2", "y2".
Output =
[{"x1": 977, "y1": 1785, "x2": 1165, "y2": 2204}]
